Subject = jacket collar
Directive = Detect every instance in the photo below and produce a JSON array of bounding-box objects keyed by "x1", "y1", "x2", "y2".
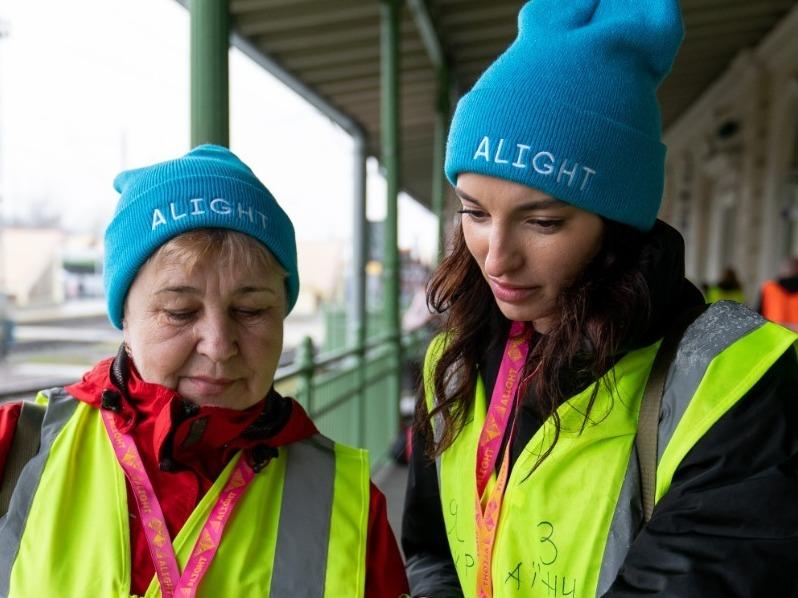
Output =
[{"x1": 66, "y1": 346, "x2": 318, "y2": 481}]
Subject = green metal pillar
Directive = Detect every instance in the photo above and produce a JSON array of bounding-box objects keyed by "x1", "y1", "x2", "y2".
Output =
[
  {"x1": 352, "y1": 135, "x2": 369, "y2": 446},
  {"x1": 190, "y1": 0, "x2": 230, "y2": 147},
  {"x1": 349, "y1": 135, "x2": 369, "y2": 352},
  {"x1": 432, "y1": 66, "x2": 450, "y2": 263},
  {"x1": 295, "y1": 336, "x2": 315, "y2": 413},
  {"x1": 380, "y1": 0, "x2": 402, "y2": 415},
  {"x1": 406, "y1": 0, "x2": 449, "y2": 262}
]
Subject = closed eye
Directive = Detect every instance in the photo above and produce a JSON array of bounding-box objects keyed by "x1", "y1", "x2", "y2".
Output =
[
  {"x1": 457, "y1": 208, "x2": 488, "y2": 221},
  {"x1": 164, "y1": 309, "x2": 197, "y2": 322},
  {"x1": 233, "y1": 308, "x2": 267, "y2": 319},
  {"x1": 527, "y1": 219, "x2": 563, "y2": 230}
]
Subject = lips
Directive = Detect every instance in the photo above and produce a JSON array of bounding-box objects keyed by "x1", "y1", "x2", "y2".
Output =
[
  {"x1": 488, "y1": 279, "x2": 539, "y2": 303},
  {"x1": 182, "y1": 376, "x2": 236, "y2": 396}
]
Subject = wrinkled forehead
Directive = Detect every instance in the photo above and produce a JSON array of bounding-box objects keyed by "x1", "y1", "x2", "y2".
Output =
[
  {"x1": 152, "y1": 229, "x2": 286, "y2": 276},
  {"x1": 131, "y1": 230, "x2": 288, "y2": 301}
]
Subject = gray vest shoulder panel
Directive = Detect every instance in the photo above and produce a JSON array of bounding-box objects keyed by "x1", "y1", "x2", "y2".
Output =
[
  {"x1": 0, "y1": 388, "x2": 78, "y2": 596},
  {"x1": 657, "y1": 301, "x2": 763, "y2": 463},
  {"x1": 598, "y1": 301, "x2": 766, "y2": 595}
]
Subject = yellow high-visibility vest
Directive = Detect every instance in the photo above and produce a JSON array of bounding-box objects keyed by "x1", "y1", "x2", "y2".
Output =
[
  {"x1": 424, "y1": 302, "x2": 796, "y2": 597},
  {"x1": 0, "y1": 391, "x2": 370, "y2": 597}
]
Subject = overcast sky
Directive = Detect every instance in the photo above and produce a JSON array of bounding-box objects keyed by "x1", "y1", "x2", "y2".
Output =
[{"x1": 0, "y1": 0, "x2": 438, "y2": 263}]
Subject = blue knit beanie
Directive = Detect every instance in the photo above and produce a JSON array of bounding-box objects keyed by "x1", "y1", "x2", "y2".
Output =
[
  {"x1": 104, "y1": 144, "x2": 298, "y2": 329},
  {"x1": 445, "y1": 0, "x2": 684, "y2": 231}
]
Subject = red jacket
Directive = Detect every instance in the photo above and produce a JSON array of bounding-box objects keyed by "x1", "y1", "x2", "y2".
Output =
[{"x1": 0, "y1": 357, "x2": 408, "y2": 597}]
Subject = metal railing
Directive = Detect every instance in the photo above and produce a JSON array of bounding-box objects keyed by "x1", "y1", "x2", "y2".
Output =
[{"x1": 274, "y1": 329, "x2": 429, "y2": 469}]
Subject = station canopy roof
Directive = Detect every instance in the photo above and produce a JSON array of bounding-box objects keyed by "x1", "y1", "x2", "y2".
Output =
[{"x1": 228, "y1": 0, "x2": 798, "y2": 207}]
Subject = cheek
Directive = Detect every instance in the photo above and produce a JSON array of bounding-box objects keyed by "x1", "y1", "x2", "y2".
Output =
[
  {"x1": 461, "y1": 224, "x2": 487, "y2": 266},
  {"x1": 239, "y1": 326, "x2": 283, "y2": 394},
  {"x1": 540, "y1": 233, "x2": 601, "y2": 291},
  {"x1": 126, "y1": 324, "x2": 193, "y2": 385},
  {"x1": 242, "y1": 320, "x2": 284, "y2": 367}
]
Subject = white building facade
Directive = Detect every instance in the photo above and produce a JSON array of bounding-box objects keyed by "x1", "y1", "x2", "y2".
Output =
[{"x1": 662, "y1": 4, "x2": 798, "y2": 304}]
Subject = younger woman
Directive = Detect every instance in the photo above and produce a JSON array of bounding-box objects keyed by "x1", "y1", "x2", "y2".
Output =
[{"x1": 402, "y1": 1, "x2": 798, "y2": 596}]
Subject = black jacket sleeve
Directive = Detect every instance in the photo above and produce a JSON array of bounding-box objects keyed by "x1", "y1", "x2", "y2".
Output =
[
  {"x1": 604, "y1": 348, "x2": 798, "y2": 597},
  {"x1": 402, "y1": 425, "x2": 465, "y2": 598}
]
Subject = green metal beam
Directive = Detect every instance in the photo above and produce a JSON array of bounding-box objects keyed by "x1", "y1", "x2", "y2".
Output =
[
  {"x1": 381, "y1": 0, "x2": 401, "y2": 337},
  {"x1": 406, "y1": 0, "x2": 445, "y2": 68},
  {"x1": 432, "y1": 66, "x2": 450, "y2": 262},
  {"x1": 351, "y1": 137, "x2": 369, "y2": 352},
  {"x1": 190, "y1": 0, "x2": 230, "y2": 147},
  {"x1": 380, "y1": 0, "x2": 402, "y2": 409},
  {"x1": 352, "y1": 137, "x2": 368, "y2": 446},
  {"x1": 406, "y1": 0, "x2": 451, "y2": 261}
]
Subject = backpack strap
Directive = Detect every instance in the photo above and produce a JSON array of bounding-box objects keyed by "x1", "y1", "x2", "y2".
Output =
[
  {"x1": 0, "y1": 402, "x2": 46, "y2": 518},
  {"x1": 636, "y1": 303, "x2": 710, "y2": 523}
]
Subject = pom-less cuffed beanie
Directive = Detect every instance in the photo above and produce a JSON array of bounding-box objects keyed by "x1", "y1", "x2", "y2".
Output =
[
  {"x1": 445, "y1": 0, "x2": 684, "y2": 231},
  {"x1": 104, "y1": 144, "x2": 298, "y2": 329}
]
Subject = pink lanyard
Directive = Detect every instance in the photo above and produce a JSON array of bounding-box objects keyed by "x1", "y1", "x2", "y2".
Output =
[
  {"x1": 475, "y1": 321, "x2": 531, "y2": 497},
  {"x1": 101, "y1": 409, "x2": 256, "y2": 598},
  {"x1": 474, "y1": 321, "x2": 532, "y2": 598}
]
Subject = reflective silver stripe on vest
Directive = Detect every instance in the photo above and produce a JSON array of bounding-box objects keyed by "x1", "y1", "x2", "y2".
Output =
[
  {"x1": 269, "y1": 434, "x2": 336, "y2": 598},
  {"x1": 432, "y1": 424, "x2": 443, "y2": 491},
  {"x1": 430, "y1": 367, "x2": 466, "y2": 489},
  {"x1": 597, "y1": 302, "x2": 765, "y2": 595},
  {"x1": 428, "y1": 391, "x2": 448, "y2": 490},
  {"x1": 656, "y1": 302, "x2": 763, "y2": 463},
  {"x1": 0, "y1": 389, "x2": 77, "y2": 596},
  {"x1": 596, "y1": 445, "x2": 643, "y2": 595}
]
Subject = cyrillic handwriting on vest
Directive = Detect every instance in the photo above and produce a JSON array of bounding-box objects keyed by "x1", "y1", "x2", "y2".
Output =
[
  {"x1": 453, "y1": 552, "x2": 475, "y2": 578},
  {"x1": 537, "y1": 521, "x2": 558, "y2": 566},
  {"x1": 446, "y1": 499, "x2": 466, "y2": 543},
  {"x1": 504, "y1": 561, "x2": 578, "y2": 595},
  {"x1": 446, "y1": 499, "x2": 475, "y2": 579}
]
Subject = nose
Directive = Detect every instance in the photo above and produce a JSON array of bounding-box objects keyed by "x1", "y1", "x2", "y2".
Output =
[
  {"x1": 483, "y1": 224, "x2": 523, "y2": 279},
  {"x1": 195, "y1": 312, "x2": 238, "y2": 363}
]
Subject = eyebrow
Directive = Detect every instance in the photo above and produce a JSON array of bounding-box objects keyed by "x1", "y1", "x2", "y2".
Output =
[
  {"x1": 155, "y1": 286, "x2": 278, "y2": 296},
  {"x1": 455, "y1": 188, "x2": 565, "y2": 211}
]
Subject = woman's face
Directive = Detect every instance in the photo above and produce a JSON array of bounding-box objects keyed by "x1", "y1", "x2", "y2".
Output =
[
  {"x1": 457, "y1": 173, "x2": 604, "y2": 332},
  {"x1": 123, "y1": 249, "x2": 286, "y2": 410}
]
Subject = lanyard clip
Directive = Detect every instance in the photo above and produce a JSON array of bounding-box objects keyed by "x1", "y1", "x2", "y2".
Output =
[
  {"x1": 101, "y1": 389, "x2": 122, "y2": 413},
  {"x1": 250, "y1": 445, "x2": 278, "y2": 473}
]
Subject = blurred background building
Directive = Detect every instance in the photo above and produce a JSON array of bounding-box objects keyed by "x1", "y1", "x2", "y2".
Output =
[{"x1": 661, "y1": 6, "x2": 798, "y2": 303}]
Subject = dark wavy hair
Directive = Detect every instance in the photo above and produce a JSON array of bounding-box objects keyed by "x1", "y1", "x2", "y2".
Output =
[{"x1": 417, "y1": 219, "x2": 653, "y2": 468}]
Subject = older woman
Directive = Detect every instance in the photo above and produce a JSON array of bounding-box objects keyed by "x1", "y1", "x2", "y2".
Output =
[{"x1": 0, "y1": 145, "x2": 408, "y2": 597}]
